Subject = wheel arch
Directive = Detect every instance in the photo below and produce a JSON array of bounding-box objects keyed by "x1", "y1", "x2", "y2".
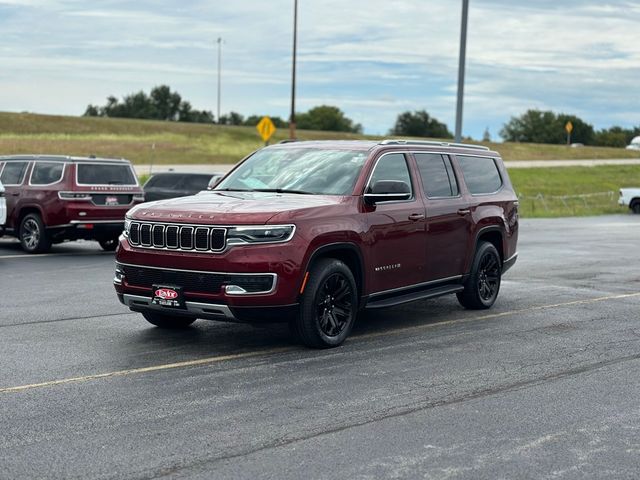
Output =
[
  {"x1": 16, "y1": 205, "x2": 45, "y2": 229},
  {"x1": 474, "y1": 226, "x2": 504, "y2": 263},
  {"x1": 302, "y1": 242, "x2": 365, "y2": 302}
]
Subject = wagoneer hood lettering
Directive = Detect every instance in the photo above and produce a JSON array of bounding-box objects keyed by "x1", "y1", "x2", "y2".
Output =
[{"x1": 128, "y1": 191, "x2": 345, "y2": 224}]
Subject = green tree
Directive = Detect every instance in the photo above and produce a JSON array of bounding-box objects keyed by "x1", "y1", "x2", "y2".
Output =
[
  {"x1": 244, "y1": 115, "x2": 288, "y2": 128},
  {"x1": 389, "y1": 110, "x2": 452, "y2": 138},
  {"x1": 296, "y1": 105, "x2": 362, "y2": 133},
  {"x1": 218, "y1": 111, "x2": 245, "y2": 126},
  {"x1": 500, "y1": 109, "x2": 594, "y2": 145},
  {"x1": 593, "y1": 126, "x2": 640, "y2": 147}
]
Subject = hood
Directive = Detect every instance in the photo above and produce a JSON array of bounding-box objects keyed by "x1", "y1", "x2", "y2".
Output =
[{"x1": 127, "y1": 190, "x2": 346, "y2": 224}]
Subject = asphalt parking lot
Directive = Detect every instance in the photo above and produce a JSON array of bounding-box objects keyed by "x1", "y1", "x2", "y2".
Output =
[{"x1": 1, "y1": 215, "x2": 639, "y2": 479}]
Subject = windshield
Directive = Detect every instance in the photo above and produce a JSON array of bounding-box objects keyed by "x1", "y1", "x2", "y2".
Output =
[
  {"x1": 215, "y1": 148, "x2": 368, "y2": 195},
  {"x1": 77, "y1": 163, "x2": 137, "y2": 186}
]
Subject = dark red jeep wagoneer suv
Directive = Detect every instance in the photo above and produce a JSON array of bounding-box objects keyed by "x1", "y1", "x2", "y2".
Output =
[
  {"x1": 0, "y1": 155, "x2": 143, "y2": 253},
  {"x1": 114, "y1": 140, "x2": 518, "y2": 348}
]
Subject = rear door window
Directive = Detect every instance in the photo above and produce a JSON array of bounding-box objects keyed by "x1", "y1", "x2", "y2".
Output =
[
  {"x1": 145, "y1": 174, "x2": 181, "y2": 189},
  {"x1": 457, "y1": 156, "x2": 502, "y2": 195},
  {"x1": 76, "y1": 163, "x2": 137, "y2": 186},
  {"x1": 1, "y1": 161, "x2": 29, "y2": 185},
  {"x1": 415, "y1": 153, "x2": 459, "y2": 197},
  {"x1": 31, "y1": 162, "x2": 65, "y2": 185}
]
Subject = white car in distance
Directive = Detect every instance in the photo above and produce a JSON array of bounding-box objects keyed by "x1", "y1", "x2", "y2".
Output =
[{"x1": 619, "y1": 188, "x2": 640, "y2": 214}]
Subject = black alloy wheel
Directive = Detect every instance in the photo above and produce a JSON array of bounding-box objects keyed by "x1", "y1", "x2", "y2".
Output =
[
  {"x1": 293, "y1": 258, "x2": 358, "y2": 348},
  {"x1": 316, "y1": 273, "x2": 353, "y2": 338},
  {"x1": 457, "y1": 241, "x2": 502, "y2": 310}
]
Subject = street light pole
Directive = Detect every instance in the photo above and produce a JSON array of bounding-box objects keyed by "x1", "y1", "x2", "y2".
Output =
[
  {"x1": 217, "y1": 37, "x2": 222, "y2": 123},
  {"x1": 454, "y1": 0, "x2": 469, "y2": 143},
  {"x1": 289, "y1": 0, "x2": 298, "y2": 140}
]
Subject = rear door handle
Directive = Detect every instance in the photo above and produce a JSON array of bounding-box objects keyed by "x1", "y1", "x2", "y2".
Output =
[
  {"x1": 457, "y1": 208, "x2": 471, "y2": 215},
  {"x1": 408, "y1": 213, "x2": 425, "y2": 221}
]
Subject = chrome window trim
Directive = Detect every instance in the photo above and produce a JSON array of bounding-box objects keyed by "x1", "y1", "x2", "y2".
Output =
[
  {"x1": 116, "y1": 262, "x2": 278, "y2": 296},
  {"x1": 412, "y1": 152, "x2": 462, "y2": 200},
  {"x1": 74, "y1": 162, "x2": 139, "y2": 187},
  {"x1": 28, "y1": 162, "x2": 66, "y2": 186},
  {"x1": 363, "y1": 151, "x2": 416, "y2": 204},
  {"x1": 0, "y1": 160, "x2": 30, "y2": 186},
  {"x1": 454, "y1": 155, "x2": 505, "y2": 197}
]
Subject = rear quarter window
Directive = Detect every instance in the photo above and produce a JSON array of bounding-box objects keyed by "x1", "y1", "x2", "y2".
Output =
[
  {"x1": 31, "y1": 162, "x2": 65, "y2": 185},
  {"x1": 457, "y1": 156, "x2": 502, "y2": 195},
  {"x1": 76, "y1": 163, "x2": 137, "y2": 186}
]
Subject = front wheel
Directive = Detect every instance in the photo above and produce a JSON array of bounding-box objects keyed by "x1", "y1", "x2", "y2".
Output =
[
  {"x1": 19, "y1": 213, "x2": 51, "y2": 254},
  {"x1": 292, "y1": 258, "x2": 358, "y2": 348},
  {"x1": 631, "y1": 202, "x2": 640, "y2": 214},
  {"x1": 457, "y1": 241, "x2": 502, "y2": 310},
  {"x1": 142, "y1": 311, "x2": 196, "y2": 329}
]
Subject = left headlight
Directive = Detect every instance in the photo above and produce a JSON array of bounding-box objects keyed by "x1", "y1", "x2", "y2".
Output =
[{"x1": 227, "y1": 225, "x2": 295, "y2": 245}]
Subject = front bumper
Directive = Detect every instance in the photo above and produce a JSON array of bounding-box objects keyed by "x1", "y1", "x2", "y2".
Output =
[{"x1": 118, "y1": 293, "x2": 298, "y2": 323}]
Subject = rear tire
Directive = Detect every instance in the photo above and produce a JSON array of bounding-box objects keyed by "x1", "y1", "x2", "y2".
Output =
[
  {"x1": 631, "y1": 201, "x2": 640, "y2": 214},
  {"x1": 142, "y1": 311, "x2": 196, "y2": 329},
  {"x1": 19, "y1": 213, "x2": 51, "y2": 254},
  {"x1": 292, "y1": 258, "x2": 358, "y2": 348},
  {"x1": 457, "y1": 242, "x2": 502, "y2": 310},
  {"x1": 99, "y1": 237, "x2": 119, "y2": 251}
]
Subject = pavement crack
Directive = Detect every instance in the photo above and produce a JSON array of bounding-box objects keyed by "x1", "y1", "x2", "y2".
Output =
[
  {"x1": 134, "y1": 352, "x2": 640, "y2": 479},
  {"x1": 0, "y1": 311, "x2": 135, "y2": 328}
]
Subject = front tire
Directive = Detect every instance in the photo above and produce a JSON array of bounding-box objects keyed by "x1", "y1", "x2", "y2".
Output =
[
  {"x1": 19, "y1": 213, "x2": 51, "y2": 254},
  {"x1": 292, "y1": 258, "x2": 358, "y2": 348},
  {"x1": 142, "y1": 311, "x2": 196, "y2": 329},
  {"x1": 631, "y1": 201, "x2": 640, "y2": 214},
  {"x1": 457, "y1": 241, "x2": 502, "y2": 310}
]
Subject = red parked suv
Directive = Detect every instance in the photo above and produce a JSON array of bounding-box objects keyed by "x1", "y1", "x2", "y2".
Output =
[
  {"x1": 114, "y1": 140, "x2": 518, "y2": 348},
  {"x1": 0, "y1": 155, "x2": 144, "y2": 253}
]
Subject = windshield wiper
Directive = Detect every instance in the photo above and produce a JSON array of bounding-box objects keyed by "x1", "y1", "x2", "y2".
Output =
[
  {"x1": 215, "y1": 188, "x2": 256, "y2": 192},
  {"x1": 253, "y1": 188, "x2": 313, "y2": 195}
]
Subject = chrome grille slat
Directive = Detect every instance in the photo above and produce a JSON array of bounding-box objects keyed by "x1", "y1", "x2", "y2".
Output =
[
  {"x1": 152, "y1": 225, "x2": 165, "y2": 247},
  {"x1": 128, "y1": 221, "x2": 227, "y2": 253}
]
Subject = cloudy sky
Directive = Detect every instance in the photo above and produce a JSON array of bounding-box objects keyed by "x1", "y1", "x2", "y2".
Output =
[{"x1": 1, "y1": 0, "x2": 639, "y2": 139}]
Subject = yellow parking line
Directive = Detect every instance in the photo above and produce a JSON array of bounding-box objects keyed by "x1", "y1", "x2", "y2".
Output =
[{"x1": 1, "y1": 291, "x2": 639, "y2": 394}]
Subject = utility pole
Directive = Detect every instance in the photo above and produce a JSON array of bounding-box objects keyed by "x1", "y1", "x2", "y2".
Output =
[
  {"x1": 289, "y1": 0, "x2": 298, "y2": 140},
  {"x1": 217, "y1": 37, "x2": 222, "y2": 123},
  {"x1": 454, "y1": 0, "x2": 469, "y2": 143}
]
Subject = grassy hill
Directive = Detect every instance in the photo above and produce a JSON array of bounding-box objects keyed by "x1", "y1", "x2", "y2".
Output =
[{"x1": 1, "y1": 111, "x2": 638, "y2": 164}]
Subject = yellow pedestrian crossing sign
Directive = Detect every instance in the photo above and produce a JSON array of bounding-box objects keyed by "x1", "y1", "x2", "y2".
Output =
[{"x1": 257, "y1": 116, "x2": 276, "y2": 143}]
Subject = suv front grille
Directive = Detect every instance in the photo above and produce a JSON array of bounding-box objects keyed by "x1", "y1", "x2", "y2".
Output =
[
  {"x1": 120, "y1": 264, "x2": 275, "y2": 294},
  {"x1": 128, "y1": 221, "x2": 226, "y2": 253}
]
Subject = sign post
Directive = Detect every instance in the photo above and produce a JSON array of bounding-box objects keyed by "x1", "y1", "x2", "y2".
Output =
[
  {"x1": 565, "y1": 121, "x2": 573, "y2": 145},
  {"x1": 257, "y1": 116, "x2": 277, "y2": 145}
]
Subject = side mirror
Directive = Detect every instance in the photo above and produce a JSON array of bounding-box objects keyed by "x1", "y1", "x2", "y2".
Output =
[{"x1": 364, "y1": 180, "x2": 411, "y2": 204}]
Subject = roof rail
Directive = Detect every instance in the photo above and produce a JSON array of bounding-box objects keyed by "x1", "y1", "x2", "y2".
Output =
[
  {"x1": 278, "y1": 139, "x2": 298, "y2": 144},
  {"x1": 379, "y1": 139, "x2": 490, "y2": 151}
]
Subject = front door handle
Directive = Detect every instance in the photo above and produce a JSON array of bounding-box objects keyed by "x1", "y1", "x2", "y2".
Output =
[
  {"x1": 408, "y1": 213, "x2": 425, "y2": 221},
  {"x1": 457, "y1": 208, "x2": 471, "y2": 216}
]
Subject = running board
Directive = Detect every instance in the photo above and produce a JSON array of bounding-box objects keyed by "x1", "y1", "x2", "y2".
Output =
[{"x1": 365, "y1": 285, "x2": 464, "y2": 309}]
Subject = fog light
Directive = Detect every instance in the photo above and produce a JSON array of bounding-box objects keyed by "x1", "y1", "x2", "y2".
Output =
[
  {"x1": 113, "y1": 267, "x2": 125, "y2": 285},
  {"x1": 225, "y1": 285, "x2": 247, "y2": 295}
]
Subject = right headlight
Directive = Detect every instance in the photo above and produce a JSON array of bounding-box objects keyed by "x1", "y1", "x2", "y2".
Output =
[
  {"x1": 226, "y1": 225, "x2": 295, "y2": 245},
  {"x1": 123, "y1": 218, "x2": 131, "y2": 238}
]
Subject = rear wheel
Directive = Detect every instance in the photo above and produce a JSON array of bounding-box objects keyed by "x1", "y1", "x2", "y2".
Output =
[
  {"x1": 99, "y1": 237, "x2": 119, "y2": 251},
  {"x1": 292, "y1": 258, "x2": 358, "y2": 348},
  {"x1": 631, "y1": 201, "x2": 640, "y2": 214},
  {"x1": 142, "y1": 311, "x2": 196, "y2": 329},
  {"x1": 457, "y1": 241, "x2": 502, "y2": 310},
  {"x1": 19, "y1": 213, "x2": 51, "y2": 254}
]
